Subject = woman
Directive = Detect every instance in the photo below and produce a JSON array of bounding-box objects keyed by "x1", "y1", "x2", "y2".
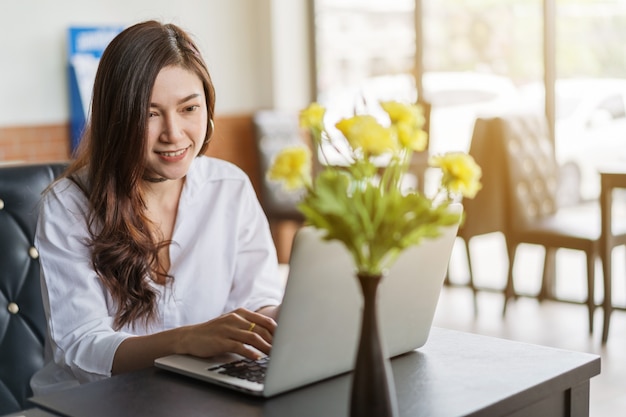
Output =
[{"x1": 31, "y1": 20, "x2": 283, "y2": 395}]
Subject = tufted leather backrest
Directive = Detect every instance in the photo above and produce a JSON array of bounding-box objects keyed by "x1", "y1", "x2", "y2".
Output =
[
  {"x1": 499, "y1": 114, "x2": 561, "y2": 229},
  {"x1": 460, "y1": 113, "x2": 580, "y2": 242},
  {"x1": 0, "y1": 162, "x2": 67, "y2": 414}
]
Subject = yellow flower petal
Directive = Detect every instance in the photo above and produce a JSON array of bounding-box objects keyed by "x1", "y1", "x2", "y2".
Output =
[
  {"x1": 430, "y1": 152, "x2": 483, "y2": 198},
  {"x1": 299, "y1": 102, "x2": 326, "y2": 132},
  {"x1": 267, "y1": 146, "x2": 312, "y2": 190},
  {"x1": 396, "y1": 122, "x2": 428, "y2": 152},
  {"x1": 381, "y1": 101, "x2": 425, "y2": 127},
  {"x1": 381, "y1": 101, "x2": 428, "y2": 153},
  {"x1": 336, "y1": 115, "x2": 396, "y2": 156}
]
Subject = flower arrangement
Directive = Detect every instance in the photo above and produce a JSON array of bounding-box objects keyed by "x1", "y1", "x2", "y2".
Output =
[{"x1": 267, "y1": 101, "x2": 482, "y2": 276}]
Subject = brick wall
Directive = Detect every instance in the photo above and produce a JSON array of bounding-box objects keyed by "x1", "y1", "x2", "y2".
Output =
[{"x1": 0, "y1": 124, "x2": 71, "y2": 163}]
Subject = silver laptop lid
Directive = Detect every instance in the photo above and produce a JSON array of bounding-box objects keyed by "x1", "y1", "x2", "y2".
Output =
[{"x1": 263, "y1": 203, "x2": 461, "y2": 396}]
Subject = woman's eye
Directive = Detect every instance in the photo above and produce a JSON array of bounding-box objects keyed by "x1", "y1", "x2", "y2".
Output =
[
  {"x1": 185, "y1": 105, "x2": 199, "y2": 112},
  {"x1": 148, "y1": 111, "x2": 158, "y2": 118}
]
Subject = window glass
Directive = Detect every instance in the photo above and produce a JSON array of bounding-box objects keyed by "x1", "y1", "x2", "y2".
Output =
[
  {"x1": 312, "y1": 0, "x2": 625, "y2": 197},
  {"x1": 555, "y1": 0, "x2": 626, "y2": 199},
  {"x1": 313, "y1": 0, "x2": 416, "y2": 165},
  {"x1": 422, "y1": 0, "x2": 543, "y2": 154}
]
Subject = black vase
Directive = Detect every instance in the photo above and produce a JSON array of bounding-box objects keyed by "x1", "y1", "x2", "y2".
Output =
[{"x1": 350, "y1": 273, "x2": 398, "y2": 417}]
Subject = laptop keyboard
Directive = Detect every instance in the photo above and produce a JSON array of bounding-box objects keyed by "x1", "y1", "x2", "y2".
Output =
[{"x1": 208, "y1": 356, "x2": 270, "y2": 384}]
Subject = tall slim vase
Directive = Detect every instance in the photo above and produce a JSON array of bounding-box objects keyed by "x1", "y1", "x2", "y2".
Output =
[{"x1": 350, "y1": 273, "x2": 398, "y2": 417}]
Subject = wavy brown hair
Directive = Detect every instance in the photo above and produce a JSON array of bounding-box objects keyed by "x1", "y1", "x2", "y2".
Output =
[{"x1": 63, "y1": 21, "x2": 216, "y2": 329}]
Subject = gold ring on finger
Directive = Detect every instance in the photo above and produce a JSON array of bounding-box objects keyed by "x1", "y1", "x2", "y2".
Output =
[{"x1": 248, "y1": 322, "x2": 256, "y2": 332}]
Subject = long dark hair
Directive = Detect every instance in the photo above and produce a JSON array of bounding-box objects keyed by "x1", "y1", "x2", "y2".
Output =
[{"x1": 64, "y1": 20, "x2": 216, "y2": 329}]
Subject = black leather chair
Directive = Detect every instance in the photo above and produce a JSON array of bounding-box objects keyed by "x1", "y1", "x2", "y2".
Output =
[{"x1": 0, "y1": 162, "x2": 67, "y2": 414}]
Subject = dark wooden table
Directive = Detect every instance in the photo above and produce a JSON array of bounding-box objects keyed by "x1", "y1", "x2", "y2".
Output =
[{"x1": 26, "y1": 328, "x2": 600, "y2": 417}]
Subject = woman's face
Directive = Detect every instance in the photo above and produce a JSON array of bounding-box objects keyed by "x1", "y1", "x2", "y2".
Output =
[{"x1": 144, "y1": 65, "x2": 208, "y2": 181}]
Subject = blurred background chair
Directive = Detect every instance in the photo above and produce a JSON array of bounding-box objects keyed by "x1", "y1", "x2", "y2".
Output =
[
  {"x1": 253, "y1": 110, "x2": 308, "y2": 263},
  {"x1": 456, "y1": 116, "x2": 510, "y2": 314},
  {"x1": 599, "y1": 169, "x2": 626, "y2": 343},
  {"x1": 0, "y1": 162, "x2": 66, "y2": 414},
  {"x1": 497, "y1": 113, "x2": 598, "y2": 323},
  {"x1": 459, "y1": 112, "x2": 626, "y2": 340}
]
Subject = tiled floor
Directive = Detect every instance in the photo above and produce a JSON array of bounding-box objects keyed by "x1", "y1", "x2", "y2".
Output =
[{"x1": 434, "y1": 233, "x2": 626, "y2": 417}]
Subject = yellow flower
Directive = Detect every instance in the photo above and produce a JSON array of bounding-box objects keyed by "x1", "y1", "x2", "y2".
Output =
[
  {"x1": 381, "y1": 101, "x2": 428, "y2": 152},
  {"x1": 380, "y1": 101, "x2": 425, "y2": 127},
  {"x1": 430, "y1": 152, "x2": 483, "y2": 198},
  {"x1": 267, "y1": 100, "x2": 480, "y2": 276},
  {"x1": 299, "y1": 102, "x2": 326, "y2": 132},
  {"x1": 395, "y1": 122, "x2": 428, "y2": 152},
  {"x1": 335, "y1": 115, "x2": 395, "y2": 156},
  {"x1": 267, "y1": 146, "x2": 312, "y2": 190}
]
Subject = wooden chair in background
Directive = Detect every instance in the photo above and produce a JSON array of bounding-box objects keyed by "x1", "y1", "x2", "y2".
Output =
[
  {"x1": 599, "y1": 169, "x2": 626, "y2": 343},
  {"x1": 459, "y1": 113, "x2": 626, "y2": 341}
]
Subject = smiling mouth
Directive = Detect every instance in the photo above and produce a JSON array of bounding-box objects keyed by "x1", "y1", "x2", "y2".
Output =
[{"x1": 157, "y1": 147, "x2": 189, "y2": 157}]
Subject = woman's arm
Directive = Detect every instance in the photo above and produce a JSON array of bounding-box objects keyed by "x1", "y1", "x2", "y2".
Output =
[
  {"x1": 111, "y1": 307, "x2": 277, "y2": 374},
  {"x1": 256, "y1": 305, "x2": 280, "y2": 321}
]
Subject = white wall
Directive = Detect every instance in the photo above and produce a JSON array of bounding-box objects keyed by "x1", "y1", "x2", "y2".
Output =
[{"x1": 0, "y1": 0, "x2": 312, "y2": 126}]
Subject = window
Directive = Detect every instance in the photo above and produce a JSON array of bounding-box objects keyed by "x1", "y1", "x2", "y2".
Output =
[
  {"x1": 312, "y1": 0, "x2": 626, "y2": 197},
  {"x1": 555, "y1": 0, "x2": 626, "y2": 198}
]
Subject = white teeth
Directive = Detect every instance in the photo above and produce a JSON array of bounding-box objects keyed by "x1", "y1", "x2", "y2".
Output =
[{"x1": 159, "y1": 149, "x2": 186, "y2": 157}]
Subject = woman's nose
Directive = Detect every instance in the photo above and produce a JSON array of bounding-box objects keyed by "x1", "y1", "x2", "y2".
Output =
[{"x1": 161, "y1": 114, "x2": 184, "y2": 142}]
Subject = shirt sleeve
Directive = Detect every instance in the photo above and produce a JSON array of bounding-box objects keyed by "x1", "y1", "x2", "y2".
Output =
[
  {"x1": 223, "y1": 175, "x2": 284, "y2": 314},
  {"x1": 36, "y1": 180, "x2": 132, "y2": 383}
]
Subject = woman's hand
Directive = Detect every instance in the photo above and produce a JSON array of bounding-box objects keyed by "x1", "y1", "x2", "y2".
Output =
[
  {"x1": 112, "y1": 307, "x2": 279, "y2": 374},
  {"x1": 180, "y1": 307, "x2": 277, "y2": 360}
]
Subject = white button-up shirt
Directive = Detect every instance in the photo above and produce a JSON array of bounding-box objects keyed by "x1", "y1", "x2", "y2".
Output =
[{"x1": 31, "y1": 156, "x2": 283, "y2": 394}]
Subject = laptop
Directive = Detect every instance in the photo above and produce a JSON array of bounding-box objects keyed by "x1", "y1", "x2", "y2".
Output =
[{"x1": 155, "y1": 204, "x2": 461, "y2": 397}]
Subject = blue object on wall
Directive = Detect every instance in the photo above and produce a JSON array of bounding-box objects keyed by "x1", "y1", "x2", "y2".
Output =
[{"x1": 68, "y1": 26, "x2": 124, "y2": 154}]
